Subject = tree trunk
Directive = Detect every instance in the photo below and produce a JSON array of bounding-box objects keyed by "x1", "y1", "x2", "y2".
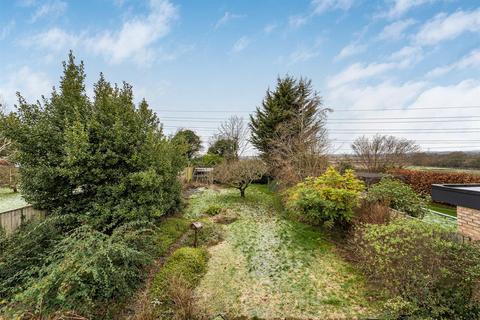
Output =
[{"x1": 240, "y1": 188, "x2": 245, "y2": 198}]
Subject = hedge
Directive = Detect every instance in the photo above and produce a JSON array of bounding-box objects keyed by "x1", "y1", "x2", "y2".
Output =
[{"x1": 388, "y1": 169, "x2": 480, "y2": 195}]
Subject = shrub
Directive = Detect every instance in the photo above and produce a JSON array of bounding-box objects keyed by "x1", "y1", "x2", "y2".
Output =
[
  {"x1": 367, "y1": 177, "x2": 429, "y2": 218},
  {"x1": 352, "y1": 219, "x2": 480, "y2": 319},
  {"x1": 0, "y1": 215, "x2": 78, "y2": 301},
  {"x1": 203, "y1": 204, "x2": 223, "y2": 216},
  {"x1": 2, "y1": 222, "x2": 155, "y2": 318},
  {"x1": 149, "y1": 247, "x2": 208, "y2": 318},
  {"x1": 284, "y1": 167, "x2": 365, "y2": 227},
  {"x1": 388, "y1": 168, "x2": 480, "y2": 195}
]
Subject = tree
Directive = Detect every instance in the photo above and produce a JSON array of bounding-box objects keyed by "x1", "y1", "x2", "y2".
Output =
[
  {"x1": 250, "y1": 76, "x2": 329, "y2": 184},
  {"x1": 1, "y1": 53, "x2": 186, "y2": 230},
  {"x1": 351, "y1": 135, "x2": 419, "y2": 172},
  {"x1": 215, "y1": 115, "x2": 249, "y2": 160},
  {"x1": 172, "y1": 129, "x2": 202, "y2": 161},
  {"x1": 214, "y1": 159, "x2": 267, "y2": 197},
  {"x1": 208, "y1": 137, "x2": 236, "y2": 160}
]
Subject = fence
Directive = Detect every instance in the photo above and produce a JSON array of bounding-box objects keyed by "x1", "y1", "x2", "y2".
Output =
[{"x1": 0, "y1": 205, "x2": 46, "y2": 234}]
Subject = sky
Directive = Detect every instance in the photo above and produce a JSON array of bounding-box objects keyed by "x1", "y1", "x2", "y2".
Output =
[{"x1": 1, "y1": 0, "x2": 480, "y2": 154}]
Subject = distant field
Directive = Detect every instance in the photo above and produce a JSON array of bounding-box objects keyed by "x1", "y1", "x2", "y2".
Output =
[
  {"x1": 0, "y1": 188, "x2": 28, "y2": 212},
  {"x1": 407, "y1": 166, "x2": 480, "y2": 175}
]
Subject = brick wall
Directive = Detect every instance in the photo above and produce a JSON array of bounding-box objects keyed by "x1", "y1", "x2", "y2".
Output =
[{"x1": 457, "y1": 206, "x2": 480, "y2": 241}]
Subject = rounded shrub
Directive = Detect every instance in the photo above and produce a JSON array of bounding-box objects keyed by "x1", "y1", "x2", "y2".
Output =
[
  {"x1": 367, "y1": 176, "x2": 429, "y2": 218},
  {"x1": 284, "y1": 166, "x2": 365, "y2": 227}
]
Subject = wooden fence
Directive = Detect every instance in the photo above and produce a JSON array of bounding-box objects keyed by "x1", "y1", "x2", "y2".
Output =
[{"x1": 0, "y1": 205, "x2": 46, "y2": 234}]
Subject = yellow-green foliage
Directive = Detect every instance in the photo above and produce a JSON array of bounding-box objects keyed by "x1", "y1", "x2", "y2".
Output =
[
  {"x1": 284, "y1": 167, "x2": 365, "y2": 226},
  {"x1": 149, "y1": 247, "x2": 208, "y2": 317}
]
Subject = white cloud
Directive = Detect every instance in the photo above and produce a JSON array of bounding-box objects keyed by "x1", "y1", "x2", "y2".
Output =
[
  {"x1": 0, "y1": 66, "x2": 52, "y2": 107},
  {"x1": 389, "y1": 45, "x2": 423, "y2": 65},
  {"x1": 26, "y1": 27, "x2": 80, "y2": 52},
  {"x1": 87, "y1": 0, "x2": 178, "y2": 64},
  {"x1": 311, "y1": 0, "x2": 355, "y2": 14},
  {"x1": 24, "y1": 0, "x2": 178, "y2": 65},
  {"x1": 30, "y1": 0, "x2": 67, "y2": 23},
  {"x1": 334, "y1": 42, "x2": 367, "y2": 61},
  {"x1": 231, "y1": 36, "x2": 250, "y2": 53},
  {"x1": 410, "y1": 79, "x2": 480, "y2": 108},
  {"x1": 263, "y1": 23, "x2": 277, "y2": 34},
  {"x1": 377, "y1": 19, "x2": 415, "y2": 40},
  {"x1": 327, "y1": 81, "x2": 426, "y2": 109},
  {"x1": 427, "y1": 49, "x2": 480, "y2": 77},
  {"x1": 415, "y1": 9, "x2": 480, "y2": 46},
  {"x1": 0, "y1": 20, "x2": 15, "y2": 40},
  {"x1": 326, "y1": 79, "x2": 480, "y2": 152},
  {"x1": 328, "y1": 62, "x2": 398, "y2": 88},
  {"x1": 289, "y1": 0, "x2": 354, "y2": 29},
  {"x1": 214, "y1": 11, "x2": 244, "y2": 29},
  {"x1": 287, "y1": 47, "x2": 320, "y2": 65},
  {"x1": 288, "y1": 15, "x2": 310, "y2": 29},
  {"x1": 384, "y1": 0, "x2": 435, "y2": 18}
]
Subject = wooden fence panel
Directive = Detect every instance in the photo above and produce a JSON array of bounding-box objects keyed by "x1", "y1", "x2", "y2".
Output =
[{"x1": 0, "y1": 206, "x2": 46, "y2": 234}]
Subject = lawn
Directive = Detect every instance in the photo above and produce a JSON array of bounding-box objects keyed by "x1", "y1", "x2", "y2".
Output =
[
  {"x1": 407, "y1": 165, "x2": 480, "y2": 176},
  {"x1": 427, "y1": 201, "x2": 456, "y2": 216},
  {"x1": 185, "y1": 185, "x2": 381, "y2": 319},
  {"x1": 0, "y1": 188, "x2": 28, "y2": 212}
]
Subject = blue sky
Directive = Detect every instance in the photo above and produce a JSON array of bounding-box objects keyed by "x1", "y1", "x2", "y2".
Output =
[{"x1": 1, "y1": 0, "x2": 480, "y2": 154}]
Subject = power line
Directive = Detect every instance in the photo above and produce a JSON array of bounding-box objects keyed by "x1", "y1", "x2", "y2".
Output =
[{"x1": 156, "y1": 105, "x2": 480, "y2": 113}]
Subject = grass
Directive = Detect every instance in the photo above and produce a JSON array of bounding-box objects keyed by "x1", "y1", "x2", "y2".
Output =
[
  {"x1": 190, "y1": 185, "x2": 381, "y2": 319},
  {"x1": 0, "y1": 188, "x2": 28, "y2": 212},
  {"x1": 155, "y1": 217, "x2": 190, "y2": 256},
  {"x1": 427, "y1": 202, "x2": 456, "y2": 216}
]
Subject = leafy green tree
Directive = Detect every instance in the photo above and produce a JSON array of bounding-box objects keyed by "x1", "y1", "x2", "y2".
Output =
[
  {"x1": 172, "y1": 129, "x2": 202, "y2": 161},
  {"x1": 2, "y1": 53, "x2": 185, "y2": 230},
  {"x1": 250, "y1": 76, "x2": 327, "y2": 165},
  {"x1": 208, "y1": 137, "x2": 236, "y2": 160}
]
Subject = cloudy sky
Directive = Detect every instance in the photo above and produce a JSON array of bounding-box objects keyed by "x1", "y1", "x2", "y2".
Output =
[{"x1": 1, "y1": 0, "x2": 480, "y2": 154}]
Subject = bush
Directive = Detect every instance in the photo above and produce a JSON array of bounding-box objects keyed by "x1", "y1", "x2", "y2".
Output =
[
  {"x1": 0, "y1": 215, "x2": 78, "y2": 301},
  {"x1": 3, "y1": 222, "x2": 155, "y2": 318},
  {"x1": 352, "y1": 219, "x2": 480, "y2": 319},
  {"x1": 149, "y1": 247, "x2": 208, "y2": 318},
  {"x1": 203, "y1": 204, "x2": 224, "y2": 216},
  {"x1": 284, "y1": 167, "x2": 365, "y2": 227},
  {"x1": 388, "y1": 168, "x2": 480, "y2": 195},
  {"x1": 367, "y1": 177, "x2": 429, "y2": 218}
]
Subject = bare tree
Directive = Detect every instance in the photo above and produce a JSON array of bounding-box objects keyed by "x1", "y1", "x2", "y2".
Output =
[
  {"x1": 268, "y1": 107, "x2": 330, "y2": 187},
  {"x1": 214, "y1": 159, "x2": 267, "y2": 197},
  {"x1": 351, "y1": 134, "x2": 420, "y2": 172},
  {"x1": 214, "y1": 115, "x2": 249, "y2": 160}
]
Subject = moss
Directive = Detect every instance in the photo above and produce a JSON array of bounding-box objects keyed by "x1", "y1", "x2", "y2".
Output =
[{"x1": 155, "y1": 217, "x2": 190, "y2": 256}]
